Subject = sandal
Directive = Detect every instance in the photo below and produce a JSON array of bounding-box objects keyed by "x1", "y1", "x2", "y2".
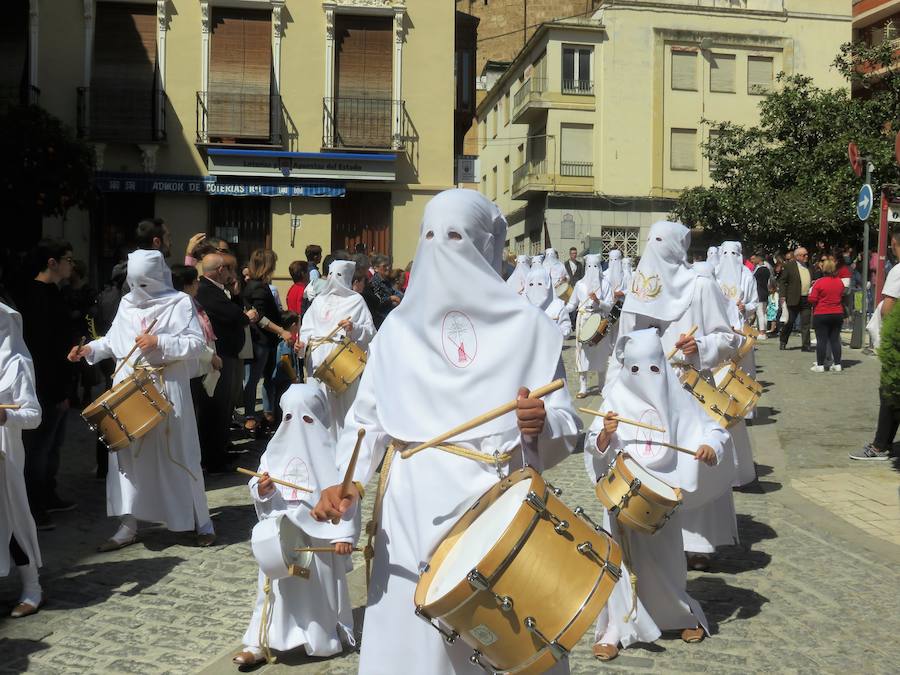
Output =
[
  {"x1": 232, "y1": 650, "x2": 266, "y2": 667},
  {"x1": 681, "y1": 626, "x2": 705, "y2": 643},
  {"x1": 592, "y1": 642, "x2": 619, "y2": 661}
]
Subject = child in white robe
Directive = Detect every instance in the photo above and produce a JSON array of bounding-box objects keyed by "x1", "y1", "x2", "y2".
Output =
[
  {"x1": 234, "y1": 383, "x2": 356, "y2": 666},
  {"x1": 506, "y1": 254, "x2": 531, "y2": 295},
  {"x1": 585, "y1": 329, "x2": 730, "y2": 661},
  {"x1": 566, "y1": 253, "x2": 614, "y2": 397},
  {"x1": 0, "y1": 302, "x2": 44, "y2": 617},
  {"x1": 525, "y1": 267, "x2": 571, "y2": 338}
]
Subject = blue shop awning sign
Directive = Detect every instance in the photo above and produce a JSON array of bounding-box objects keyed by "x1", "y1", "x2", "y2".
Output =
[{"x1": 95, "y1": 172, "x2": 345, "y2": 198}]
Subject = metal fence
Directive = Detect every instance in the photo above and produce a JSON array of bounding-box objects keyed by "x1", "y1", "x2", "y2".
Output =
[
  {"x1": 562, "y1": 79, "x2": 594, "y2": 95},
  {"x1": 196, "y1": 90, "x2": 281, "y2": 145},
  {"x1": 322, "y1": 97, "x2": 405, "y2": 149},
  {"x1": 77, "y1": 85, "x2": 167, "y2": 142},
  {"x1": 560, "y1": 161, "x2": 593, "y2": 177},
  {"x1": 513, "y1": 77, "x2": 547, "y2": 111}
]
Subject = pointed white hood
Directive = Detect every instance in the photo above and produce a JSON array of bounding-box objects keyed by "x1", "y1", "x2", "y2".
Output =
[
  {"x1": 506, "y1": 255, "x2": 531, "y2": 294},
  {"x1": 525, "y1": 266, "x2": 553, "y2": 310}
]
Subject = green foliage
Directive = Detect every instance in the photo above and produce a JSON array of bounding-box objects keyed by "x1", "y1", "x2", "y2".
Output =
[
  {"x1": 671, "y1": 43, "x2": 900, "y2": 250},
  {"x1": 0, "y1": 104, "x2": 95, "y2": 222},
  {"x1": 879, "y1": 301, "x2": 900, "y2": 407}
]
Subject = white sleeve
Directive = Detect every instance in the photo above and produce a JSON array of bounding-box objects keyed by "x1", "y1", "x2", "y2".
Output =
[
  {"x1": 335, "y1": 370, "x2": 392, "y2": 487},
  {"x1": 883, "y1": 265, "x2": 900, "y2": 299},
  {"x1": 157, "y1": 299, "x2": 207, "y2": 362},
  {"x1": 557, "y1": 310, "x2": 571, "y2": 339},
  {"x1": 522, "y1": 359, "x2": 581, "y2": 472},
  {"x1": 1, "y1": 358, "x2": 41, "y2": 432},
  {"x1": 351, "y1": 301, "x2": 377, "y2": 349}
]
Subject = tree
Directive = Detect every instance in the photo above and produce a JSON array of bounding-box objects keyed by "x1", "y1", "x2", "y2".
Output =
[
  {"x1": 671, "y1": 44, "x2": 900, "y2": 251},
  {"x1": 0, "y1": 103, "x2": 95, "y2": 250}
]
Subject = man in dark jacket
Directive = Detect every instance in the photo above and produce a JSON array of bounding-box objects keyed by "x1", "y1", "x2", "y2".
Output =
[
  {"x1": 363, "y1": 254, "x2": 401, "y2": 328},
  {"x1": 564, "y1": 247, "x2": 584, "y2": 285},
  {"x1": 195, "y1": 253, "x2": 258, "y2": 471},
  {"x1": 19, "y1": 239, "x2": 77, "y2": 529},
  {"x1": 778, "y1": 247, "x2": 812, "y2": 351}
]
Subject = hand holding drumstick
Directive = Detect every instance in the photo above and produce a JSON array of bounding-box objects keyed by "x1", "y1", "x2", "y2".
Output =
[{"x1": 311, "y1": 429, "x2": 366, "y2": 524}]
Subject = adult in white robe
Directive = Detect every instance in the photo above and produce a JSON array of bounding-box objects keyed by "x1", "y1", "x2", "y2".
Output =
[
  {"x1": 566, "y1": 254, "x2": 614, "y2": 397},
  {"x1": 312, "y1": 189, "x2": 580, "y2": 675},
  {"x1": 236, "y1": 384, "x2": 355, "y2": 665},
  {"x1": 542, "y1": 247, "x2": 568, "y2": 290},
  {"x1": 71, "y1": 250, "x2": 213, "y2": 547},
  {"x1": 706, "y1": 246, "x2": 721, "y2": 269},
  {"x1": 0, "y1": 302, "x2": 43, "y2": 617},
  {"x1": 530, "y1": 254, "x2": 544, "y2": 266},
  {"x1": 585, "y1": 330, "x2": 728, "y2": 659},
  {"x1": 622, "y1": 257, "x2": 634, "y2": 291},
  {"x1": 525, "y1": 266, "x2": 571, "y2": 338},
  {"x1": 298, "y1": 261, "x2": 375, "y2": 443},
  {"x1": 604, "y1": 249, "x2": 626, "y2": 296},
  {"x1": 505, "y1": 254, "x2": 531, "y2": 295}
]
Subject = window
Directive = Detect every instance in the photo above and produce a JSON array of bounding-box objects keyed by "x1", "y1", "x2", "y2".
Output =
[
  {"x1": 709, "y1": 53, "x2": 735, "y2": 93},
  {"x1": 560, "y1": 124, "x2": 593, "y2": 177},
  {"x1": 671, "y1": 128, "x2": 697, "y2": 171},
  {"x1": 504, "y1": 91, "x2": 510, "y2": 125},
  {"x1": 455, "y1": 49, "x2": 473, "y2": 110},
  {"x1": 748, "y1": 56, "x2": 774, "y2": 95},
  {"x1": 481, "y1": 175, "x2": 487, "y2": 194},
  {"x1": 491, "y1": 106, "x2": 498, "y2": 138},
  {"x1": 517, "y1": 143, "x2": 525, "y2": 167},
  {"x1": 491, "y1": 166, "x2": 498, "y2": 200},
  {"x1": 480, "y1": 119, "x2": 486, "y2": 149},
  {"x1": 600, "y1": 227, "x2": 640, "y2": 257},
  {"x1": 562, "y1": 46, "x2": 593, "y2": 94},
  {"x1": 503, "y1": 156, "x2": 510, "y2": 193},
  {"x1": 671, "y1": 50, "x2": 697, "y2": 91}
]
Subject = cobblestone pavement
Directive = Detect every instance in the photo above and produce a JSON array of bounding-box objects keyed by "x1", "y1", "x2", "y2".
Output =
[{"x1": 2, "y1": 339, "x2": 899, "y2": 674}]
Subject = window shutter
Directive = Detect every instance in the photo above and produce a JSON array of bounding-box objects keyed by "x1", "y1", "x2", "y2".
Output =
[
  {"x1": 561, "y1": 124, "x2": 593, "y2": 173},
  {"x1": 209, "y1": 8, "x2": 272, "y2": 141},
  {"x1": 709, "y1": 53, "x2": 735, "y2": 93},
  {"x1": 671, "y1": 129, "x2": 697, "y2": 171},
  {"x1": 671, "y1": 51, "x2": 697, "y2": 91},
  {"x1": 748, "y1": 56, "x2": 774, "y2": 94}
]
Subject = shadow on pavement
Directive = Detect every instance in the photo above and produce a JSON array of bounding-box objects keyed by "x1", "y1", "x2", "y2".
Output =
[
  {"x1": 839, "y1": 359, "x2": 862, "y2": 370},
  {"x1": 734, "y1": 513, "x2": 777, "y2": 547},
  {"x1": 0, "y1": 638, "x2": 50, "y2": 675},
  {"x1": 714, "y1": 545, "x2": 772, "y2": 574},
  {"x1": 748, "y1": 406, "x2": 778, "y2": 426},
  {"x1": 687, "y1": 577, "x2": 769, "y2": 635},
  {"x1": 262, "y1": 607, "x2": 364, "y2": 667}
]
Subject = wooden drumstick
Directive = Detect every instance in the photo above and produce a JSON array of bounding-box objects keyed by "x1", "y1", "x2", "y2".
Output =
[
  {"x1": 400, "y1": 379, "x2": 565, "y2": 460},
  {"x1": 324, "y1": 317, "x2": 353, "y2": 343},
  {"x1": 332, "y1": 428, "x2": 366, "y2": 524},
  {"x1": 0, "y1": 404, "x2": 21, "y2": 410},
  {"x1": 577, "y1": 407, "x2": 666, "y2": 433},
  {"x1": 236, "y1": 467, "x2": 313, "y2": 493},
  {"x1": 113, "y1": 317, "x2": 159, "y2": 379},
  {"x1": 295, "y1": 546, "x2": 362, "y2": 553},
  {"x1": 666, "y1": 325, "x2": 698, "y2": 360}
]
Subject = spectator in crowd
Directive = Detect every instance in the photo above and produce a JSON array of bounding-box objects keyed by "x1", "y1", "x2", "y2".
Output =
[
  {"x1": 778, "y1": 246, "x2": 813, "y2": 351},
  {"x1": 195, "y1": 253, "x2": 257, "y2": 470},
  {"x1": 18, "y1": 239, "x2": 76, "y2": 530},
  {"x1": 285, "y1": 261, "x2": 309, "y2": 316},
  {"x1": 62, "y1": 259, "x2": 100, "y2": 406},
  {"x1": 306, "y1": 245, "x2": 323, "y2": 284},
  {"x1": 564, "y1": 247, "x2": 584, "y2": 285},
  {"x1": 390, "y1": 269, "x2": 407, "y2": 299},
  {"x1": 752, "y1": 254, "x2": 771, "y2": 337},
  {"x1": 352, "y1": 267, "x2": 368, "y2": 295},
  {"x1": 271, "y1": 309, "x2": 301, "y2": 420},
  {"x1": 363, "y1": 254, "x2": 401, "y2": 328},
  {"x1": 184, "y1": 233, "x2": 230, "y2": 270},
  {"x1": 766, "y1": 279, "x2": 779, "y2": 336},
  {"x1": 136, "y1": 218, "x2": 171, "y2": 257},
  {"x1": 808, "y1": 259, "x2": 845, "y2": 373},
  {"x1": 241, "y1": 250, "x2": 293, "y2": 435}
]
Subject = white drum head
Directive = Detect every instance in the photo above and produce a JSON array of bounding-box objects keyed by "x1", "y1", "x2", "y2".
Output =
[
  {"x1": 578, "y1": 314, "x2": 604, "y2": 343},
  {"x1": 624, "y1": 457, "x2": 678, "y2": 501},
  {"x1": 251, "y1": 514, "x2": 314, "y2": 579},
  {"x1": 425, "y1": 479, "x2": 531, "y2": 604}
]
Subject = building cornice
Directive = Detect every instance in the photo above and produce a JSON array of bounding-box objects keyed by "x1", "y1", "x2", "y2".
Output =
[{"x1": 601, "y1": 0, "x2": 849, "y2": 23}]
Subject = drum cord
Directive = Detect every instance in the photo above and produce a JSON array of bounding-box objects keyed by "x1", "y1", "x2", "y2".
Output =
[
  {"x1": 257, "y1": 576, "x2": 276, "y2": 664},
  {"x1": 618, "y1": 525, "x2": 639, "y2": 623}
]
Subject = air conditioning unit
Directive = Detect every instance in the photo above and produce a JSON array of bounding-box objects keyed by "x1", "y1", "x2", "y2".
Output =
[{"x1": 456, "y1": 157, "x2": 478, "y2": 183}]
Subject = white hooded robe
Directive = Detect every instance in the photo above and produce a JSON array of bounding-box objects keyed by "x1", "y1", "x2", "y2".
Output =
[
  {"x1": 525, "y1": 267, "x2": 571, "y2": 338},
  {"x1": 566, "y1": 254, "x2": 614, "y2": 376}
]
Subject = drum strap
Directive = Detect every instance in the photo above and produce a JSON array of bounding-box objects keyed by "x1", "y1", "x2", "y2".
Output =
[{"x1": 617, "y1": 525, "x2": 639, "y2": 623}]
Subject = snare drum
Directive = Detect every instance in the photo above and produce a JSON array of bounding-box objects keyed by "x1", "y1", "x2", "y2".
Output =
[
  {"x1": 679, "y1": 366, "x2": 742, "y2": 429},
  {"x1": 82, "y1": 368, "x2": 172, "y2": 451},
  {"x1": 312, "y1": 337, "x2": 367, "y2": 395},
  {"x1": 714, "y1": 362, "x2": 761, "y2": 418},
  {"x1": 251, "y1": 514, "x2": 315, "y2": 580},
  {"x1": 595, "y1": 454, "x2": 682, "y2": 535},
  {"x1": 414, "y1": 467, "x2": 622, "y2": 675},
  {"x1": 577, "y1": 313, "x2": 608, "y2": 346},
  {"x1": 735, "y1": 334, "x2": 756, "y2": 362},
  {"x1": 554, "y1": 280, "x2": 573, "y2": 304}
]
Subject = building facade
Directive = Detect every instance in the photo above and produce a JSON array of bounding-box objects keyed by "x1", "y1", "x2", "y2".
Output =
[
  {"x1": 476, "y1": 0, "x2": 851, "y2": 258},
  {"x1": 10, "y1": 0, "x2": 455, "y2": 289}
]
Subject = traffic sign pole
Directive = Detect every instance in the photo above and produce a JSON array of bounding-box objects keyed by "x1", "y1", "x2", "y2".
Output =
[{"x1": 851, "y1": 162, "x2": 873, "y2": 350}]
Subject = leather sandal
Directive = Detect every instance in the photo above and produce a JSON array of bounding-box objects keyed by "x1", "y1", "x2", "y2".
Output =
[
  {"x1": 681, "y1": 626, "x2": 705, "y2": 643},
  {"x1": 196, "y1": 532, "x2": 217, "y2": 548},
  {"x1": 592, "y1": 642, "x2": 619, "y2": 661},
  {"x1": 232, "y1": 650, "x2": 266, "y2": 667},
  {"x1": 97, "y1": 535, "x2": 137, "y2": 553},
  {"x1": 10, "y1": 600, "x2": 42, "y2": 618},
  {"x1": 576, "y1": 392, "x2": 588, "y2": 399},
  {"x1": 686, "y1": 553, "x2": 710, "y2": 571}
]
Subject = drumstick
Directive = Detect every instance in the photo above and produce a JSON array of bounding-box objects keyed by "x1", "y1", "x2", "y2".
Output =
[
  {"x1": 332, "y1": 428, "x2": 366, "y2": 524},
  {"x1": 659, "y1": 442, "x2": 701, "y2": 457},
  {"x1": 400, "y1": 379, "x2": 565, "y2": 460},
  {"x1": 236, "y1": 467, "x2": 313, "y2": 493},
  {"x1": 112, "y1": 318, "x2": 159, "y2": 379},
  {"x1": 324, "y1": 317, "x2": 353, "y2": 343},
  {"x1": 666, "y1": 325, "x2": 698, "y2": 360},
  {"x1": 577, "y1": 407, "x2": 666, "y2": 433},
  {"x1": 294, "y1": 546, "x2": 362, "y2": 553},
  {"x1": 0, "y1": 404, "x2": 21, "y2": 410}
]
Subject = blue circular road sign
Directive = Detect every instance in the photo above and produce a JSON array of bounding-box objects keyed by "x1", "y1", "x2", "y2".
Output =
[{"x1": 857, "y1": 184, "x2": 874, "y2": 221}]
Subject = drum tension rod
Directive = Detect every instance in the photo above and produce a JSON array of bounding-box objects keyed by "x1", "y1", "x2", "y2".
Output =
[
  {"x1": 468, "y1": 650, "x2": 495, "y2": 674},
  {"x1": 524, "y1": 617, "x2": 569, "y2": 661},
  {"x1": 99, "y1": 401, "x2": 135, "y2": 442},
  {"x1": 525, "y1": 491, "x2": 570, "y2": 535},
  {"x1": 467, "y1": 570, "x2": 514, "y2": 612},
  {"x1": 573, "y1": 506, "x2": 606, "y2": 534},
  {"x1": 577, "y1": 542, "x2": 622, "y2": 581},
  {"x1": 414, "y1": 605, "x2": 458, "y2": 644}
]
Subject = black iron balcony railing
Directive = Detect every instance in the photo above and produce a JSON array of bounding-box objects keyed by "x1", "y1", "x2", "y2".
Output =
[
  {"x1": 322, "y1": 97, "x2": 405, "y2": 150},
  {"x1": 196, "y1": 90, "x2": 282, "y2": 146},
  {"x1": 513, "y1": 77, "x2": 547, "y2": 111},
  {"x1": 0, "y1": 84, "x2": 40, "y2": 109},
  {"x1": 562, "y1": 79, "x2": 594, "y2": 95},
  {"x1": 560, "y1": 161, "x2": 593, "y2": 177},
  {"x1": 77, "y1": 85, "x2": 167, "y2": 142}
]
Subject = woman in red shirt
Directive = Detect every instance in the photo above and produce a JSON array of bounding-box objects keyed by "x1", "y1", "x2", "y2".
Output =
[
  {"x1": 285, "y1": 260, "x2": 309, "y2": 317},
  {"x1": 808, "y1": 258, "x2": 845, "y2": 372}
]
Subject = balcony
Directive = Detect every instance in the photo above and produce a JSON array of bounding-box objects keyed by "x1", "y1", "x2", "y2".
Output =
[
  {"x1": 196, "y1": 90, "x2": 282, "y2": 147},
  {"x1": 77, "y1": 86, "x2": 166, "y2": 143},
  {"x1": 322, "y1": 97, "x2": 407, "y2": 151},
  {"x1": 512, "y1": 158, "x2": 594, "y2": 199},
  {"x1": 562, "y1": 79, "x2": 594, "y2": 95},
  {"x1": 512, "y1": 77, "x2": 548, "y2": 124}
]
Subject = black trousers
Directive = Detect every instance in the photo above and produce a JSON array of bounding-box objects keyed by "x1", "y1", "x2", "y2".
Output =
[
  {"x1": 874, "y1": 393, "x2": 900, "y2": 453},
  {"x1": 23, "y1": 401, "x2": 68, "y2": 514},
  {"x1": 196, "y1": 356, "x2": 241, "y2": 470},
  {"x1": 813, "y1": 314, "x2": 842, "y2": 366},
  {"x1": 780, "y1": 298, "x2": 811, "y2": 349}
]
